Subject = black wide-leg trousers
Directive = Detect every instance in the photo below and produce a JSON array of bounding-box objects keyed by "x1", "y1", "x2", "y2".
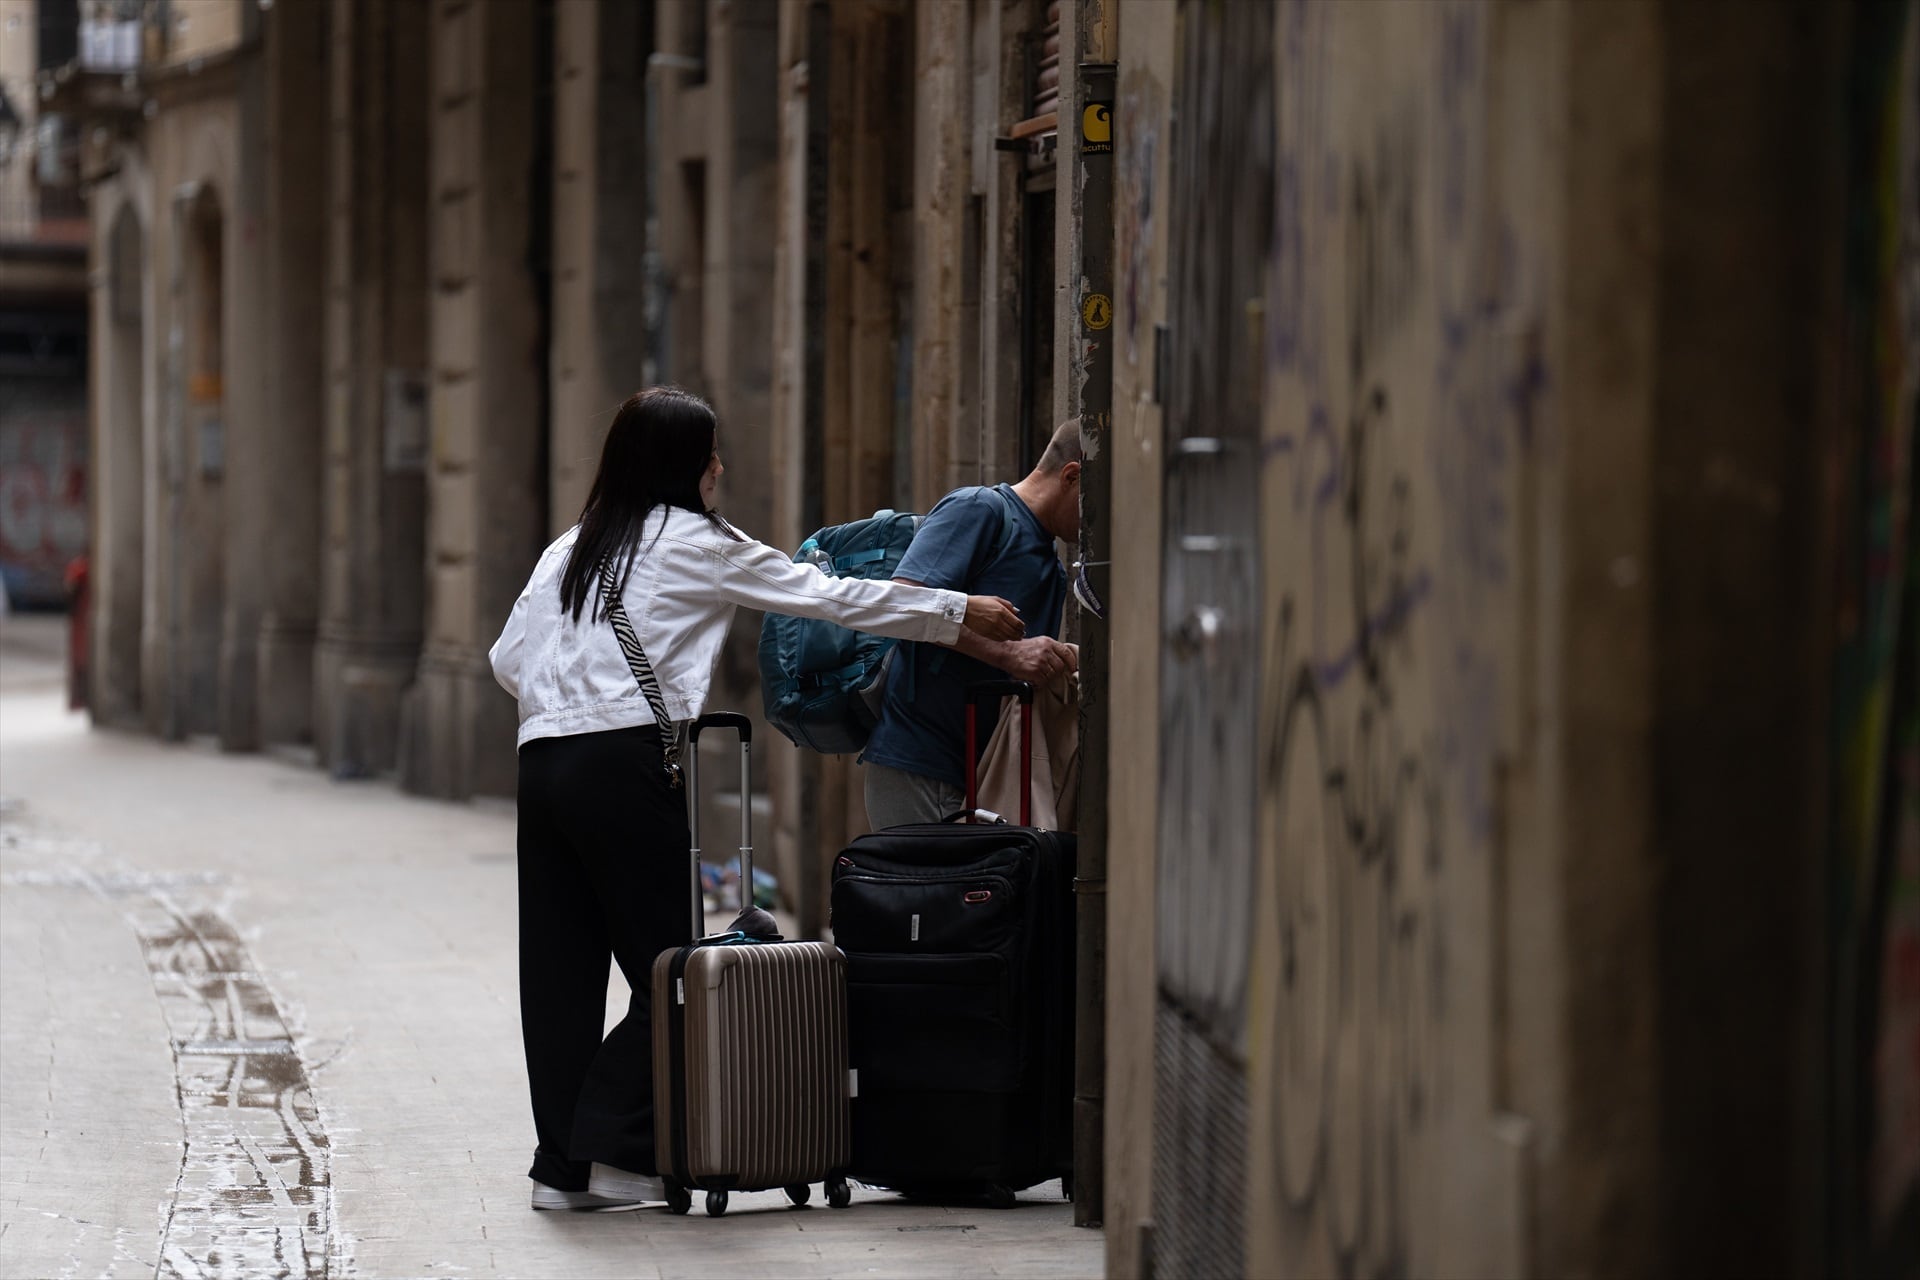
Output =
[{"x1": 516, "y1": 726, "x2": 692, "y2": 1190}]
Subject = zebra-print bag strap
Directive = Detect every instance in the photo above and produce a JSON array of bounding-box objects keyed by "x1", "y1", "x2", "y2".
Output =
[{"x1": 598, "y1": 558, "x2": 684, "y2": 789}]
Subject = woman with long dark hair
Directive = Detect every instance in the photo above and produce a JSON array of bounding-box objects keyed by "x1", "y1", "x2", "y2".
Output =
[{"x1": 489, "y1": 387, "x2": 1022, "y2": 1210}]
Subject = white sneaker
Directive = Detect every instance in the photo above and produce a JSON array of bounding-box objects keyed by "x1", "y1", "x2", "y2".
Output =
[
  {"x1": 529, "y1": 1181, "x2": 648, "y2": 1211},
  {"x1": 588, "y1": 1163, "x2": 667, "y2": 1202}
]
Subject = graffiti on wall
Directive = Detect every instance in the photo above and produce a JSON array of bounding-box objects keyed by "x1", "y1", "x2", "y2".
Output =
[
  {"x1": 1149, "y1": 3, "x2": 1277, "y2": 1275},
  {"x1": 1248, "y1": 1, "x2": 1544, "y2": 1273},
  {"x1": 0, "y1": 407, "x2": 89, "y2": 606}
]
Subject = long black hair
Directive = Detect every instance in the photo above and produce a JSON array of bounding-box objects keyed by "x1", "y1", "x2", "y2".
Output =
[{"x1": 559, "y1": 386, "x2": 730, "y2": 622}]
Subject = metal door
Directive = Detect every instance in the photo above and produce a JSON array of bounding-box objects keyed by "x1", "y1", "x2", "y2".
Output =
[{"x1": 1150, "y1": 2, "x2": 1275, "y2": 1275}]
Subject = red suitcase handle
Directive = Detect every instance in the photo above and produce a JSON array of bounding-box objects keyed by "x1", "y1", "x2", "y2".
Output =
[{"x1": 965, "y1": 680, "x2": 1034, "y2": 826}]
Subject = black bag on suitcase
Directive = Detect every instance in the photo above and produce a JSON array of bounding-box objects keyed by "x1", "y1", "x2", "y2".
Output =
[{"x1": 831, "y1": 681, "x2": 1076, "y2": 1204}]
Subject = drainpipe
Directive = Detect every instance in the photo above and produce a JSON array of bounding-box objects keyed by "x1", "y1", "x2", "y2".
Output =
[
  {"x1": 164, "y1": 181, "x2": 200, "y2": 741},
  {"x1": 1069, "y1": 50, "x2": 1117, "y2": 1230}
]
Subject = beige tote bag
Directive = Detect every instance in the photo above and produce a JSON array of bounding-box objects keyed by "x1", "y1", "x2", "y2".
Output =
[{"x1": 974, "y1": 672, "x2": 1081, "y2": 831}]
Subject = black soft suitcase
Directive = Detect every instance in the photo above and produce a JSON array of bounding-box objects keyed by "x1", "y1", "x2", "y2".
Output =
[{"x1": 831, "y1": 681, "x2": 1076, "y2": 1204}]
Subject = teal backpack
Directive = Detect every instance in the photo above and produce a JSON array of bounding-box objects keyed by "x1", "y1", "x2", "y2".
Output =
[{"x1": 758, "y1": 489, "x2": 1018, "y2": 754}]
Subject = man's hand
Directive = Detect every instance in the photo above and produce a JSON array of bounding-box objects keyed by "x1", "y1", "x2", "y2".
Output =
[
  {"x1": 998, "y1": 637, "x2": 1077, "y2": 684},
  {"x1": 963, "y1": 595, "x2": 1025, "y2": 642}
]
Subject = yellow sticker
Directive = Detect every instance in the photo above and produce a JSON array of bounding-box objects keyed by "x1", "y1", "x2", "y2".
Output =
[
  {"x1": 1082, "y1": 292, "x2": 1113, "y2": 331},
  {"x1": 1082, "y1": 103, "x2": 1112, "y2": 146}
]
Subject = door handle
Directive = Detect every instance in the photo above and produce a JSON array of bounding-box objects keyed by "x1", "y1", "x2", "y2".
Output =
[{"x1": 1172, "y1": 605, "x2": 1225, "y2": 660}]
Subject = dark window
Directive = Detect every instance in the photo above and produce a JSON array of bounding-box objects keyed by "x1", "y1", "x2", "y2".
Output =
[
  {"x1": 687, "y1": 0, "x2": 707, "y2": 85},
  {"x1": 1018, "y1": 186, "x2": 1055, "y2": 471},
  {"x1": 36, "y1": 0, "x2": 80, "y2": 70},
  {"x1": 0, "y1": 309, "x2": 88, "y2": 379}
]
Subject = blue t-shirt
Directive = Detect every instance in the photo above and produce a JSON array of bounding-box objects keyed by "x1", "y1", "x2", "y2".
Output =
[{"x1": 863, "y1": 484, "x2": 1068, "y2": 790}]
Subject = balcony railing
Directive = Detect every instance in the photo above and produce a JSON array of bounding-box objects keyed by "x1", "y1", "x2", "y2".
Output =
[{"x1": 78, "y1": 19, "x2": 146, "y2": 75}]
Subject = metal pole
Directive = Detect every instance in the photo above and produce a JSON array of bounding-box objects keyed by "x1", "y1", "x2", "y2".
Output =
[
  {"x1": 1069, "y1": 47, "x2": 1116, "y2": 1230},
  {"x1": 685, "y1": 725, "x2": 705, "y2": 937}
]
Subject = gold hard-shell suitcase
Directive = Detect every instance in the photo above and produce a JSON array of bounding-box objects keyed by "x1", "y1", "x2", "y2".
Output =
[{"x1": 650, "y1": 713, "x2": 853, "y2": 1217}]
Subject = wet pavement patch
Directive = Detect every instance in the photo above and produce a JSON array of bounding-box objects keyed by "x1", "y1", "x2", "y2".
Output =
[
  {"x1": 3, "y1": 832, "x2": 344, "y2": 1280},
  {"x1": 125, "y1": 898, "x2": 341, "y2": 1279}
]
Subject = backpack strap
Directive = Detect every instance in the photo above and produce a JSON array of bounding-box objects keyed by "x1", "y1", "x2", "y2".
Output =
[
  {"x1": 833, "y1": 547, "x2": 891, "y2": 574},
  {"x1": 598, "y1": 558, "x2": 684, "y2": 789}
]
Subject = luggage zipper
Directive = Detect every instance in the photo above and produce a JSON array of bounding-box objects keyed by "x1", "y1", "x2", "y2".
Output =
[
  {"x1": 835, "y1": 872, "x2": 1016, "y2": 898},
  {"x1": 857, "y1": 826, "x2": 1044, "y2": 844}
]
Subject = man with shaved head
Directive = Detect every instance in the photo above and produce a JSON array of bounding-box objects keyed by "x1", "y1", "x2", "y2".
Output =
[{"x1": 862, "y1": 420, "x2": 1083, "y2": 828}]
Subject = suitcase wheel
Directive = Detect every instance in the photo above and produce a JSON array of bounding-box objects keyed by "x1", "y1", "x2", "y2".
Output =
[
  {"x1": 665, "y1": 1182, "x2": 692, "y2": 1216},
  {"x1": 826, "y1": 1176, "x2": 853, "y2": 1209},
  {"x1": 705, "y1": 1190, "x2": 729, "y2": 1217},
  {"x1": 784, "y1": 1183, "x2": 812, "y2": 1208}
]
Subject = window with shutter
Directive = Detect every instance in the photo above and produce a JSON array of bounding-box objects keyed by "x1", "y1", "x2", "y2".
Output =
[{"x1": 1008, "y1": 0, "x2": 1061, "y2": 147}]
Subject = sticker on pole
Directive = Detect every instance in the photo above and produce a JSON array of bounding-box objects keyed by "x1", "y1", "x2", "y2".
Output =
[
  {"x1": 1082, "y1": 102, "x2": 1112, "y2": 154},
  {"x1": 1082, "y1": 292, "x2": 1113, "y2": 331}
]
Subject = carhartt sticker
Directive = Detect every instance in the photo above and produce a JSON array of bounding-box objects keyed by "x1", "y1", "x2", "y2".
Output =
[
  {"x1": 1082, "y1": 293, "x2": 1113, "y2": 331},
  {"x1": 1082, "y1": 102, "x2": 1112, "y2": 153}
]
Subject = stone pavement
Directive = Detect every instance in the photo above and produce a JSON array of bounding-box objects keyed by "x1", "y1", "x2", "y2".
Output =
[{"x1": 0, "y1": 615, "x2": 1103, "y2": 1280}]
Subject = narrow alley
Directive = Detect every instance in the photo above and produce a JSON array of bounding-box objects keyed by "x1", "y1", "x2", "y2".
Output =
[{"x1": 0, "y1": 616, "x2": 1098, "y2": 1279}]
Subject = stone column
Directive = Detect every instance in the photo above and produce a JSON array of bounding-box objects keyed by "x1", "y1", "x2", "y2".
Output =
[
  {"x1": 89, "y1": 202, "x2": 148, "y2": 728},
  {"x1": 649, "y1": 0, "x2": 707, "y2": 393},
  {"x1": 909, "y1": 0, "x2": 971, "y2": 508},
  {"x1": 216, "y1": 3, "x2": 271, "y2": 751},
  {"x1": 703, "y1": 0, "x2": 778, "y2": 532},
  {"x1": 400, "y1": 0, "x2": 545, "y2": 800},
  {"x1": 139, "y1": 158, "x2": 171, "y2": 741},
  {"x1": 171, "y1": 179, "x2": 227, "y2": 743},
  {"x1": 1104, "y1": 2, "x2": 1171, "y2": 1268},
  {"x1": 316, "y1": 0, "x2": 430, "y2": 777},
  {"x1": 254, "y1": 0, "x2": 330, "y2": 747},
  {"x1": 770, "y1": 0, "x2": 832, "y2": 935},
  {"x1": 976, "y1": 0, "x2": 1028, "y2": 486},
  {"x1": 839, "y1": 0, "x2": 911, "y2": 517},
  {"x1": 692, "y1": 0, "x2": 780, "y2": 881},
  {"x1": 549, "y1": 0, "x2": 650, "y2": 531},
  {"x1": 771, "y1": 0, "x2": 919, "y2": 928}
]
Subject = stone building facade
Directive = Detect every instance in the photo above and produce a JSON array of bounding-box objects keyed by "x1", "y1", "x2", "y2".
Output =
[
  {"x1": 61, "y1": 0, "x2": 1097, "y2": 953},
  {"x1": 1102, "y1": 2, "x2": 1919, "y2": 1278},
  {"x1": 54, "y1": 0, "x2": 1920, "y2": 1276}
]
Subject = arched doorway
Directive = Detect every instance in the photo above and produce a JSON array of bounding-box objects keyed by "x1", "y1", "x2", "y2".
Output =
[{"x1": 97, "y1": 203, "x2": 146, "y2": 725}]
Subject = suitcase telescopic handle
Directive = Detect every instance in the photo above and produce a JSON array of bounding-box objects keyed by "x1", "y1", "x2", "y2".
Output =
[
  {"x1": 968, "y1": 680, "x2": 1035, "y2": 704},
  {"x1": 964, "y1": 680, "x2": 1034, "y2": 826},
  {"x1": 689, "y1": 712, "x2": 752, "y2": 743},
  {"x1": 684, "y1": 712, "x2": 754, "y2": 937}
]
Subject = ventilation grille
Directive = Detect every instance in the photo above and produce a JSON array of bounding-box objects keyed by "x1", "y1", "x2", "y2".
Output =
[{"x1": 1153, "y1": 999, "x2": 1248, "y2": 1279}]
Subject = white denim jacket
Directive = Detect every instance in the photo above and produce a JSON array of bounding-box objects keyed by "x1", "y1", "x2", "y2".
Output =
[{"x1": 489, "y1": 509, "x2": 967, "y2": 748}]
